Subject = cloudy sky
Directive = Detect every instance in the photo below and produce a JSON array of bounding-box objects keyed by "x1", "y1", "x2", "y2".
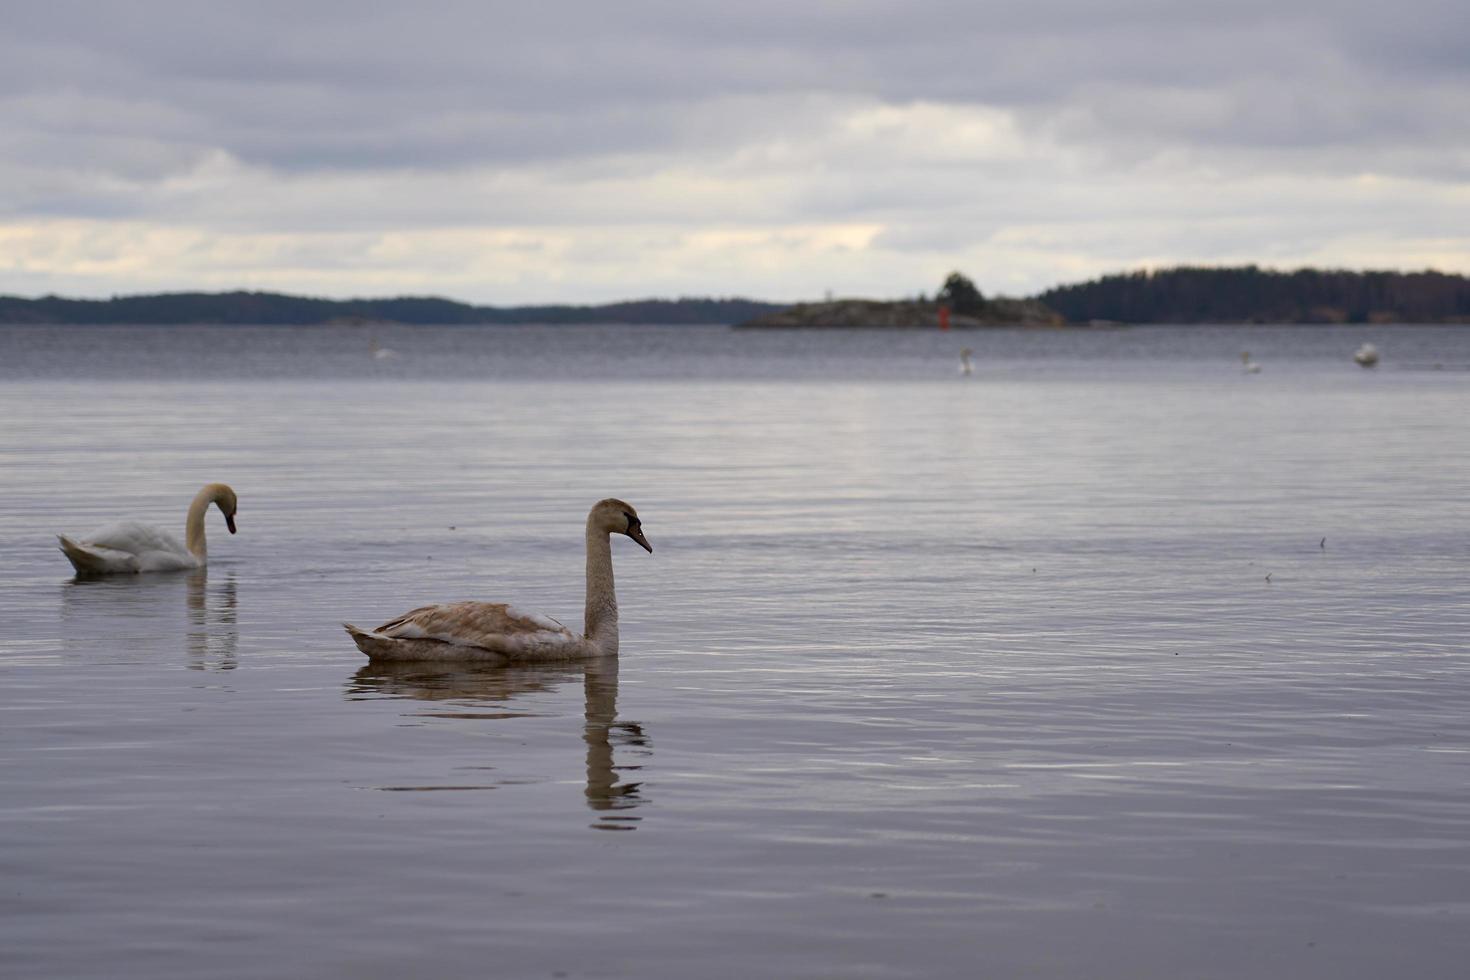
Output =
[{"x1": 2, "y1": 0, "x2": 1466, "y2": 303}]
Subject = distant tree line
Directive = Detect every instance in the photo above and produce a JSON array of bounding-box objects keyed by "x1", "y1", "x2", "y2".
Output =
[
  {"x1": 1035, "y1": 266, "x2": 1470, "y2": 324},
  {"x1": 5, "y1": 266, "x2": 1470, "y2": 326},
  {"x1": 0, "y1": 291, "x2": 786, "y2": 326}
]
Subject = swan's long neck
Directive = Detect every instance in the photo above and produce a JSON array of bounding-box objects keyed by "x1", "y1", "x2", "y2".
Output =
[
  {"x1": 583, "y1": 523, "x2": 619, "y2": 656},
  {"x1": 184, "y1": 487, "x2": 216, "y2": 559}
]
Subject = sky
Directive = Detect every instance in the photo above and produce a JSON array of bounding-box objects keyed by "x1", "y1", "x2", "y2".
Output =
[{"x1": 1, "y1": 0, "x2": 1467, "y2": 304}]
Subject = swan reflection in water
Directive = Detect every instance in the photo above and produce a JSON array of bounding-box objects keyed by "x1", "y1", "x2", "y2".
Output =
[
  {"x1": 348, "y1": 657, "x2": 649, "y2": 830},
  {"x1": 59, "y1": 567, "x2": 238, "y2": 670},
  {"x1": 186, "y1": 570, "x2": 238, "y2": 670}
]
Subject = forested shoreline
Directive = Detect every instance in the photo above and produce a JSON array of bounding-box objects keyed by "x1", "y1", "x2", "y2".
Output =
[
  {"x1": 0, "y1": 292, "x2": 783, "y2": 326},
  {"x1": 1036, "y1": 266, "x2": 1470, "y2": 324},
  {"x1": 4, "y1": 266, "x2": 1468, "y2": 325}
]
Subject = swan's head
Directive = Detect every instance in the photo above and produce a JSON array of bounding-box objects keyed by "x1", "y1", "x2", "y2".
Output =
[
  {"x1": 207, "y1": 483, "x2": 239, "y2": 534},
  {"x1": 590, "y1": 498, "x2": 652, "y2": 553}
]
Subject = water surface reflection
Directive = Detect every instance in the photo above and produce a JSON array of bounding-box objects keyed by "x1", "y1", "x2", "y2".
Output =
[
  {"x1": 58, "y1": 568, "x2": 239, "y2": 669},
  {"x1": 348, "y1": 658, "x2": 649, "y2": 829},
  {"x1": 582, "y1": 659, "x2": 649, "y2": 830},
  {"x1": 186, "y1": 571, "x2": 237, "y2": 670}
]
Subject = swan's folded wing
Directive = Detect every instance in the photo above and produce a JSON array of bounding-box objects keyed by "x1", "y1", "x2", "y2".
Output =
[
  {"x1": 373, "y1": 602, "x2": 577, "y2": 654},
  {"x1": 86, "y1": 521, "x2": 186, "y2": 556}
]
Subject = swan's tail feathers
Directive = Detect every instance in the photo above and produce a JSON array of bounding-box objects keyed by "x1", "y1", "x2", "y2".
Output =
[
  {"x1": 344, "y1": 623, "x2": 397, "y2": 659},
  {"x1": 58, "y1": 535, "x2": 122, "y2": 575},
  {"x1": 343, "y1": 622, "x2": 510, "y2": 663}
]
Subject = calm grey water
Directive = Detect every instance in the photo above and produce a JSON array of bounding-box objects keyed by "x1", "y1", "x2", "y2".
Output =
[{"x1": 3, "y1": 323, "x2": 1469, "y2": 979}]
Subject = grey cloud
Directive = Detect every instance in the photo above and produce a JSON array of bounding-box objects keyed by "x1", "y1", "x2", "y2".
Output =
[
  {"x1": 3, "y1": 0, "x2": 1465, "y2": 179},
  {"x1": 0, "y1": 0, "x2": 1465, "y2": 302}
]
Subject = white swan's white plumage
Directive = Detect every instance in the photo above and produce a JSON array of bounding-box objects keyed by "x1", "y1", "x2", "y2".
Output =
[
  {"x1": 1354, "y1": 343, "x2": 1379, "y2": 367},
  {"x1": 369, "y1": 338, "x2": 399, "y2": 360},
  {"x1": 59, "y1": 521, "x2": 194, "y2": 574},
  {"x1": 1240, "y1": 351, "x2": 1262, "y2": 373},
  {"x1": 58, "y1": 483, "x2": 238, "y2": 575},
  {"x1": 345, "y1": 498, "x2": 652, "y2": 663}
]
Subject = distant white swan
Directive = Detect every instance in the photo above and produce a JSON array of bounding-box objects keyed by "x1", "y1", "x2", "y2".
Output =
[
  {"x1": 370, "y1": 338, "x2": 399, "y2": 360},
  {"x1": 1354, "y1": 343, "x2": 1379, "y2": 368},
  {"x1": 345, "y1": 499, "x2": 652, "y2": 663},
  {"x1": 1240, "y1": 351, "x2": 1262, "y2": 373},
  {"x1": 58, "y1": 483, "x2": 238, "y2": 575},
  {"x1": 959, "y1": 347, "x2": 974, "y2": 376}
]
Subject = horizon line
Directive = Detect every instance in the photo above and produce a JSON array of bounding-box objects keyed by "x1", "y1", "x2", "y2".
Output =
[{"x1": 2, "y1": 262, "x2": 1466, "y2": 308}]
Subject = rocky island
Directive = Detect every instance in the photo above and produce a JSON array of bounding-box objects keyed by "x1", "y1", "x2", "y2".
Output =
[
  {"x1": 737, "y1": 272, "x2": 1064, "y2": 329},
  {"x1": 737, "y1": 295, "x2": 1063, "y2": 329}
]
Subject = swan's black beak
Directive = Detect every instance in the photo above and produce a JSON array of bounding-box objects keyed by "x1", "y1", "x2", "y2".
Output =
[
  {"x1": 225, "y1": 513, "x2": 237, "y2": 534},
  {"x1": 627, "y1": 527, "x2": 652, "y2": 553}
]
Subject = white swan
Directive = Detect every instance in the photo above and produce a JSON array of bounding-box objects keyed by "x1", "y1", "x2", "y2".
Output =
[
  {"x1": 959, "y1": 347, "x2": 974, "y2": 376},
  {"x1": 1354, "y1": 343, "x2": 1379, "y2": 367},
  {"x1": 345, "y1": 499, "x2": 652, "y2": 663},
  {"x1": 370, "y1": 338, "x2": 399, "y2": 360},
  {"x1": 1240, "y1": 351, "x2": 1262, "y2": 373},
  {"x1": 58, "y1": 483, "x2": 238, "y2": 575}
]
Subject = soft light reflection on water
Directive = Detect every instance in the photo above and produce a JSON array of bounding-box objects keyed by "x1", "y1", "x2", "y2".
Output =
[{"x1": 2, "y1": 324, "x2": 1469, "y2": 979}]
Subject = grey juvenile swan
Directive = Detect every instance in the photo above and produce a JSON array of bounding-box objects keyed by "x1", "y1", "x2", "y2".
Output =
[{"x1": 345, "y1": 499, "x2": 652, "y2": 662}]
